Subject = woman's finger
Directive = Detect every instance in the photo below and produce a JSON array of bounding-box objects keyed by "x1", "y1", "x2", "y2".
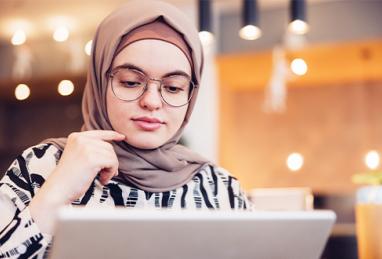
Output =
[{"x1": 74, "y1": 130, "x2": 125, "y2": 142}]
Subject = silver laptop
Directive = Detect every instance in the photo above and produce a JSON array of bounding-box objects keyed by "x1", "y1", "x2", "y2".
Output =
[{"x1": 50, "y1": 208, "x2": 336, "y2": 259}]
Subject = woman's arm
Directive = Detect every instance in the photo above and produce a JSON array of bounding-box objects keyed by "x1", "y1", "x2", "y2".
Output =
[
  {"x1": 1, "y1": 130, "x2": 124, "y2": 258},
  {"x1": 28, "y1": 130, "x2": 124, "y2": 234},
  {"x1": 0, "y1": 149, "x2": 53, "y2": 259}
]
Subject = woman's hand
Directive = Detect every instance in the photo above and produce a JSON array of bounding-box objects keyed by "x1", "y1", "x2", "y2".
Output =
[
  {"x1": 29, "y1": 130, "x2": 125, "y2": 234},
  {"x1": 48, "y1": 130, "x2": 125, "y2": 202}
]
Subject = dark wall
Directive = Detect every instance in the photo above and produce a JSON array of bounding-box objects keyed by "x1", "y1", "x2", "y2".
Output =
[{"x1": 0, "y1": 98, "x2": 82, "y2": 177}]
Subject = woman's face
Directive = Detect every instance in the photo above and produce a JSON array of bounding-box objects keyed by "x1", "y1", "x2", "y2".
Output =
[{"x1": 106, "y1": 40, "x2": 191, "y2": 149}]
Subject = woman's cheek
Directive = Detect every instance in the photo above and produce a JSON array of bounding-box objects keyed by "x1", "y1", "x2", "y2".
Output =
[{"x1": 170, "y1": 106, "x2": 188, "y2": 131}]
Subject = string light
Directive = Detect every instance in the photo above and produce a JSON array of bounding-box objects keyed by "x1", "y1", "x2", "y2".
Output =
[
  {"x1": 53, "y1": 26, "x2": 69, "y2": 42},
  {"x1": 15, "y1": 84, "x2": 30, "y2": 101},
  {"x1": 84, "y1": 40, "x2": 93, "y2": 56},
  {"x1": 58, "y1": 80, "x2": 74, "y2": 96},
  {"x1": 287, "y1": 153, "x2": 304, "y2": 172},
  {"x1": 11, "y1": 30, "x2": 27, "y2": 45},
  {"x1": 364, "y1": 150, "x2": 380, "y2": 170},
  {"x1": 290, "y1": 58, "x2": 308, "y2": 76}
]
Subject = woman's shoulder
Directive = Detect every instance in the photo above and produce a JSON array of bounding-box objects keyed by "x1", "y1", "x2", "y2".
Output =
[
  {"x1": 193, "y1": 164, "x2": 251, "y2": 210},
  {"x1": 8, "y1": 143, "x2": 62, "y2": 176},
  {"x1": 20, "y1": 142, "x2": 61, "y2": 161},
  {"x1": 196, "y1": 164, "x2": 239, "y2": 182}
]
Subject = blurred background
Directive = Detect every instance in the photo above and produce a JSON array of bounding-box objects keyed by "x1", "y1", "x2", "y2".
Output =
[{"x1": 1, "y1": 0, "x2": 382, "y2": 258}]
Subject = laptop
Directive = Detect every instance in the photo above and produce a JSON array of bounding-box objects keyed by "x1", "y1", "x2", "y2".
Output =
[{"x1": 50, "y1": 207, "x2": 336, "y2": 259}]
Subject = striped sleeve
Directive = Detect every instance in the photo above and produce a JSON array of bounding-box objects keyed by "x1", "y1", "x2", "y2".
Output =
[{"x1": 0, "y1": 145, "x2": 54, "y2": 259}]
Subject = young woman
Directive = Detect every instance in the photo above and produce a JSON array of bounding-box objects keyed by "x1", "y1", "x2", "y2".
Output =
[{"x1": 0, "y1": 1, "x2": 250, "y2": 258}]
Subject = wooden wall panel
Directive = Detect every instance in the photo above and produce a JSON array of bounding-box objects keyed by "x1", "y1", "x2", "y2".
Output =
[
  {"x1": 219, "y1": 82, "x2": 382, "y2": 194},
  {"x1": 217, "y1": 39, "x2": 382, "y2": 194},
  {"x1": 217, "y1": 39, "x2": 382, "y2": 90}
]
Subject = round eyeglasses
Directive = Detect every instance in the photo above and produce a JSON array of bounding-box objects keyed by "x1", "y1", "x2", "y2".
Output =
[{"x1": 108, "y1": 67, "x2": 196, "y2": 107}]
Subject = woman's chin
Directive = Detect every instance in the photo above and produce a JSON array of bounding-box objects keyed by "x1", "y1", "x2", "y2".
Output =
[{"x1": 125, "y1": 137, "x2": 165, "y2": 150}]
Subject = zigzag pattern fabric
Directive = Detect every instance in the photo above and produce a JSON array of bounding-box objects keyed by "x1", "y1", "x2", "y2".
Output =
[{"x1": 0, "y1": 144, "x2": 250, "y2": 258}]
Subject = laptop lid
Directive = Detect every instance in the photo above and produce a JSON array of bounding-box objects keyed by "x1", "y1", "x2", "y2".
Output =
[{"x1": 50, "y1": 208, "x2": 336, "y2": 259}]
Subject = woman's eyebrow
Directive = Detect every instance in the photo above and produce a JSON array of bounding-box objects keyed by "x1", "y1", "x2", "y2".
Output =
[
  {"x1": 114, "y1": 63, "x2": 191, "y2": 79},
  {"x1": 114, "y1": 63, "x2": 147, "y2": 74},
  {"x1": 162, "y1": 70, "x2": 191, "y2": 79}
]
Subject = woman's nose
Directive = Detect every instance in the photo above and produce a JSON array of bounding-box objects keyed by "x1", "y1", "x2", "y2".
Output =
[{"x1": 138, "y1": 81, "x2": 163, "y2": 110}]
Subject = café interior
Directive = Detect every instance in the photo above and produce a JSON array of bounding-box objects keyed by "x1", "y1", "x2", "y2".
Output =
[{"x1": 0, "y1": 0, "x2": 382, "y2": 258}]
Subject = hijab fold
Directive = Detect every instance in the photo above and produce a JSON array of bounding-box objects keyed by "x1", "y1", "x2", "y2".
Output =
[{"x1": 43, "y1": 0, "x2": 211, "y2": 192}]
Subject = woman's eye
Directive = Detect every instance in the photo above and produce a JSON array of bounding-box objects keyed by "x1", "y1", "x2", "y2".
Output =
[
  {"x1": 164, "y1": 85, "x2": 183, "y2": 93},
  {"x1": 121, "y1": 81, "x2": 141, "y2": 88}
]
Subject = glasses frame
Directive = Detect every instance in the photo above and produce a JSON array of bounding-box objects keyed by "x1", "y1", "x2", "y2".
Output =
[{"x1": 107, "y1": 67, "x2": 197, "y2": 107}]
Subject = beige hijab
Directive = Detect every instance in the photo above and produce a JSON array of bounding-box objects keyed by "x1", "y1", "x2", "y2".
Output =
[{"x1": 44, "y1": 0, "x2": 211, "y2": 192}]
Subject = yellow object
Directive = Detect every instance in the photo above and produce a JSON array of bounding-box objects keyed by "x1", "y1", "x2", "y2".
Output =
[{"x1": 356, "y1": 204, "x2": 382, "y2": 259}]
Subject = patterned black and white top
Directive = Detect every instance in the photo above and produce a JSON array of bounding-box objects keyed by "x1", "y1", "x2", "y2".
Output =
[{"x1": 0, "y1": 143, "x2": 250, "y2": 258}]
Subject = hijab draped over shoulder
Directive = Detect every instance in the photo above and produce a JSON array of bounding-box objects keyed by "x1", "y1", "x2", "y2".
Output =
[{"x1": 44, "y1": 0, "x2": 211, "y2": 192}]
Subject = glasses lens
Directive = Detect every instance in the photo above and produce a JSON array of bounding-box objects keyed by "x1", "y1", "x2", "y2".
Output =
[
  {"x1": 111, "y1": 69, "x2": 146, "y2": 101},
  {"x1": 160, "y1": 76, "x2": 194, "y2": 107}
]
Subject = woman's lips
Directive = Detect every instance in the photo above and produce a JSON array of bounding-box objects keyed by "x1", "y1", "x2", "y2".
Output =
[{"x1": 132, "y1": 117, "x2": 164, "y2": 131}]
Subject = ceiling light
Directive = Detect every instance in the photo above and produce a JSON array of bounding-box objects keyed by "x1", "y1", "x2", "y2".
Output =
[
  {"x1": 239, "y1": 0, "x2": 262, "y2": 40},
  {"x1": 198, "y1": 0, "x2": 214, "y2": 46},
  {"x1": 288, "y1": 0, "x2": 309, "y2": 35}
]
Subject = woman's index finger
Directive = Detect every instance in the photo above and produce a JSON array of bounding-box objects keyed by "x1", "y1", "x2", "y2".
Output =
[{"x1": 81, "y1": 130, "x2": 125, "y2": 141}]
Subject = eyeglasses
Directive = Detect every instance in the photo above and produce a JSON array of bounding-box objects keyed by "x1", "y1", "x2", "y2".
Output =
[{"x1": 108, "y1": 67, "x2": 196, "y2": 107}]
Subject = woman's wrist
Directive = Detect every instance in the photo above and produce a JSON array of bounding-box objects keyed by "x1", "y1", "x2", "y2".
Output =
[
  {"x1": 30, "y1": 187, "x2": 65, "y2": 211},
  {"x1": 37, "y1": 171, "x2": 70, "y2": 207},
  {"x1": 29, "y1": 194, "x2": 61, "y2": 235},
  {"x1": 28, "y1": 171, "x2": 70, "y2": 234}
]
